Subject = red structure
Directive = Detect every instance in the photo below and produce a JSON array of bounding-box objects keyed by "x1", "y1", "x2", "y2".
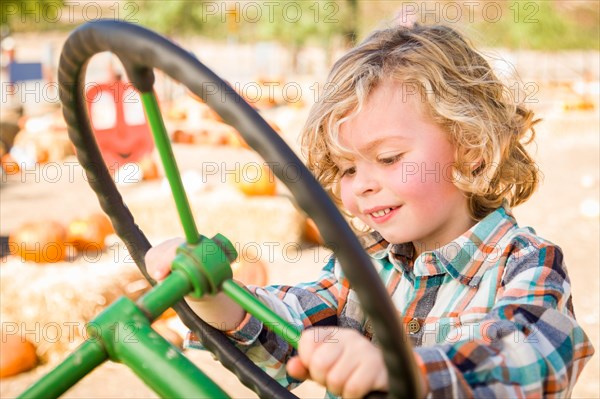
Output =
[{"x1": 86, "y1": 77, "x2": 154, "y2": 172}]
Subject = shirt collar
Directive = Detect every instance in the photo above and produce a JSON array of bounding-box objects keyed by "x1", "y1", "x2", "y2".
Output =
[{"x1": 363, "y1": 204, "x2": 518, "y2": 286}]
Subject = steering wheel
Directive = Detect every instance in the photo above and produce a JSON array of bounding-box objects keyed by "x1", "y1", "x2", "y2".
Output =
[{"x1": 56, "y1": 20, "x2": 421, "y2": 398}]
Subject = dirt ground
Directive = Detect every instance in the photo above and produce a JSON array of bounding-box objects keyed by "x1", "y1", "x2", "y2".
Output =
[{"x1": 1, "y1": 83, "x2": 599, "y2": 399}]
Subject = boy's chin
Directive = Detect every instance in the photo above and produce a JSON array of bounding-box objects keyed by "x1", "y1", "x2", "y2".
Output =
[{"x1": 376, "y1": 229, "x2": 412, "y2": 245}]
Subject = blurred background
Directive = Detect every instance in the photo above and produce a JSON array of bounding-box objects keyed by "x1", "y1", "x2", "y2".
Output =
[{"x1": 1, "y1": 1, "x2": 598, "y2": 398}]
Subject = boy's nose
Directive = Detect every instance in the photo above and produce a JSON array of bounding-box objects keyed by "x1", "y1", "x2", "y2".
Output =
[{"x1": 352, "y1": 168, "x2": 381, "y2": 196}]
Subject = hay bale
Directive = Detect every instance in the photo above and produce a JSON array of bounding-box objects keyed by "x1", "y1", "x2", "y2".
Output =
[
  {"x1": 0, "y1": 244, "x2": 149, "y2": 365},
  {"x1": 125, "y1": 184, "x2": 306, "y2": 248}
]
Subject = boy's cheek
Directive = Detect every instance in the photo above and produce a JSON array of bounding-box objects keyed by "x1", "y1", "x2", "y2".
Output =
[
  {"x1": 339, "y1": 186, "x2": 360, "y2": 215},
  {"x1": 387, "y1": 172, "x2": 427, "y2": 201},
  {"x1": 391, "y1": 162, "x2": 457, "y2": 200},
  {"x1": 393, "y1": 161, "x2": 447, "y2": 187}
]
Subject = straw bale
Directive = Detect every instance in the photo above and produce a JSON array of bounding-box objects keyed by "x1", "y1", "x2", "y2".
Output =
[
  {"x1": 125, "y1": 184, "x2": 306, "y2": 248},
  {"x1": 0, "y1": 243, "x2": 149, "y2": 365}
]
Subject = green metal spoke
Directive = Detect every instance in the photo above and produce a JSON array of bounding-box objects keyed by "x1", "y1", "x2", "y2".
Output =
[
  {"x1": 18, "y1": 340, "x2": 107, "y2": 399},
  {"x1": 138, "y1": 269, "x2": 194, "y2": 319},
  {"x1": 141, "y1": 92, "x2": 200, "y2": 245},
  {"x1": 222, "y1": 280, "x2": 302, "y2": 349}
]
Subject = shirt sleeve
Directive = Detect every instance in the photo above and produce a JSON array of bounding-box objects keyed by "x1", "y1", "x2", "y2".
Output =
[
  {"x1": 413, "y1": 243, "x2": 595, "y2": 398},
  {"x1": 186, "y1": 256, "x2": 350, "y2": 389}
]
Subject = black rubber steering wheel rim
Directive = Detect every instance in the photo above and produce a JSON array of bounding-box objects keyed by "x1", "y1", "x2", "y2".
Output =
[{"x1": 58, "y1": 20, "x2": 421, "y2": 399}]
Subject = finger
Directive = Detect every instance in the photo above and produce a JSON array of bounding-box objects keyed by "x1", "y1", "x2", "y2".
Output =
[
  {"x1": 296, "y1": 326, "x2": 337, "y2": 367},
  {"x1": 323, "y1": 337, "x2": 360, "y2": 396},
  {"x1": 286, "y1": 356, "x2": 310, "y2": 381},
  {"x1": 296, "y1": 329, "x2": 320, "y2": 368},
  {"x1": 145, "y1": 237, "x2": 184, "y2": 280},
  {"x1": 342, "y1": 346, "x2": 388, "y2": 398},
  {"x1": 300, "y1": 330, "x2": 344, "y2": 386},
  {"x1": 343, "y1": 364, "x2": 378, "y2": 399}
]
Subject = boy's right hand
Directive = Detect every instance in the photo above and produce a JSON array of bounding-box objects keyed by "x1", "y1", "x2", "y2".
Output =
[
  {"x1": 144, "y1": 237, "x2": 247, "y2": 331},
  {"x1": 146, "y1": 237, "x2": 185, "y2": 281}
]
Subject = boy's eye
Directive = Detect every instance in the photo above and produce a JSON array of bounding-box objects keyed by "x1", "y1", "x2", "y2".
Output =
[
  {"x1": 378, "y1": 154, "x2": 403, "y2": 165},
  {"x1": 340, "y1": 166, "x2": 356, "y2": 177}
]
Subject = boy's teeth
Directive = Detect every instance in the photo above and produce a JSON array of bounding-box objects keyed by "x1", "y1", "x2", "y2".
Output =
[{"x1": 371, "y1": 208, "x2": 392, "y2": 217}]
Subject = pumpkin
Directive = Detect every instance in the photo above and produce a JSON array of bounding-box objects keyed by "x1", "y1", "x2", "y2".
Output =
[
  {"x1": 167, "y1": 103, "x2": 188, "y2": 121},
  {"x1": 157, "y1": 307, "x2": 178, "y2": 321},
  {"x1": 226, "y1": 119, "x2": 281, "y2": 149},
  {"x1": 195, "y1": 102, "x2": 223, "y2": 123},
  {"x1": 66, "y1": 213, "x2": 114, "y2": 252},
  {"x1": 304, "y1": 218, "x2": 325, "y2": 246},
  {"x1": 562, "y1": 98, "x2": 595, "y2": 111},
  {"x1": 1, "y1": 153, "x2": 20, "y2": 175},
  {"x1": 239, "y1": 84, "x2": 275, "y2": 110},
  {"x1": 87, "y1": 213, "x2": 114, "y2": 238},
  {"x1": 138, "y1": 156, "x2": 159, "y2": 181},
  {"x1": 225, "y1": 131, "x2": 249, "y2": 149},
  {"x1": 66, "y1": 219, "x2": 105, "y2": 252},
  {"x1": 267, "y1": 119, "x2": 282, "y2": 135},
  {"x1": 289, "y1": 97, "x2": 306, "y2": 109},
  {"x1": 151, "y1": 319, "x2": 183, "y2": 349},
  {"x1": 232, "y1": 164, "x2": 277, "y2": 196},
  {"x1": 231, "y1": 248, "x2": 268, "y2": 286},
  {"x1": 0, "y1": 333, "x2": 37, "y2": 378},
  {"x1": 9, "y1": 221, "x2": 68, "y2": 263},
  {"x1": 191, "y1": 121, "x2": 236, "y2": 146},
  {"x1": 172, "y1": 129, "x2": 195, "y2": 144}
]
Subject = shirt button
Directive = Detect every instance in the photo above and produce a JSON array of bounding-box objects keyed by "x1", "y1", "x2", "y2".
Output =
[{"x1": 407, "y1": 318, "x2": 421, "y2": 334}]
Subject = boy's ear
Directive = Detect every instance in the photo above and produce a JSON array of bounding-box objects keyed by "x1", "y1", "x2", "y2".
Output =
[
  {"x1": 471, "y1": 160, "x2": 484, "y2": 175},
  {"x1": 454, "y1": 159, "x2": 483, "y2": 176},
  {"x1": 455, "y1": 146, "x2": 484, "y2": 175}
]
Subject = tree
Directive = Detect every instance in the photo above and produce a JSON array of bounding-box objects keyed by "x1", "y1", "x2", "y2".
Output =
[
  {"x1": 135, "y1": 1, "x2": 226, "y2": 37},
  {"x1": 250, "y1": 1, "x2": 354, "y2": 72},
  {"x1": 1, "y1": 0, "x2": 65, "y2": 32}
]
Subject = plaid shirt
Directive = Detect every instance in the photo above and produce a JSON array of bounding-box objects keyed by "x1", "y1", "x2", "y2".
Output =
[{"x1": 188, "y1": 205, "x2": 594, "y2": 398}]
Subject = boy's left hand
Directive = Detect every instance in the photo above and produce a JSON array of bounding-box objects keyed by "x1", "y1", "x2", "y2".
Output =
[{"x1": 287, "y1": 327, "x2": 388, "y2": 398}]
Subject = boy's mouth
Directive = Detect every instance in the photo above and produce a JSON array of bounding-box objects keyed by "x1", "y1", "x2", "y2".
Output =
[{"x1": 366, "y1": 206, "x2": 401, "y2": 221}]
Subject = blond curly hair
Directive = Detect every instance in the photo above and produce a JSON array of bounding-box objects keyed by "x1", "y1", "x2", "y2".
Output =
[{"x1": 301, "y1": 24, "x2": 540, "y2": 221}]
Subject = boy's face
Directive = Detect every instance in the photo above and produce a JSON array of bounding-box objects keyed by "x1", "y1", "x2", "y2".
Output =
[{"x1": 336, "y1": 81, "x2": 475, "y2": 254}]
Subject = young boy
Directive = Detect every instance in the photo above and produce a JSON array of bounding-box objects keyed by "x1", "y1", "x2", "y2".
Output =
[{"x1": 147, "y1": 24, "x2": 594, "y2": 398}]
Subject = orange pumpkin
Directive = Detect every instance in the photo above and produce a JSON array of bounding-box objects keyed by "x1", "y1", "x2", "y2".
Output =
[
  {"x1": 66, "y1": 213, "x2": 114, "y2": 252},
  {"x1": 172, "y1": 129, "x2": 195, "y2": 144},
  {"x1": 166, "y1": 105, "x2": 187, "y2": 121},
  {"x1": 9, "y1": 221, "x2": 68, "y2": 263},
  {"x1": 231, "y1": 248, "x2": 268, "y2": 286},
  {"x1": 87, "y1": 213, "x2": 114, "y2": 238},
  {"x1": 196, "y1": 102, "x2": 223, "y2": 123},
  {"x1": 157, "y1": 307, "x2": 178, "y2": 321},
  {"x1": 66, "y1": 219, "x2": 105, "y2": 252},
  {"x1": 0, "y1": 333, "x2": 37, "y2": 378},
  {"x1": 225, "y1": 120, "x2": 280, "y2": 149},
  {"x1": 304, "y1": 218, "x2": 325, "y2": 246},
  {"x1": 138, "y1": 156, "x2": 159, "y2": 181},
  {"x1": 1, "y1": 153, "x2": 20, "y2": 175},
  {"x1": 226, "y1": 131, "x2": 249, "y2": 149},
  {"x1": 151, "y1": 319, "x2": 184, "y2": 349},
  {"x1": 267, "y1": 119, "x2": 282, "y2": 135},
  {"x1": 232, "y1": 164, "x2": 277, "y2": 196}
]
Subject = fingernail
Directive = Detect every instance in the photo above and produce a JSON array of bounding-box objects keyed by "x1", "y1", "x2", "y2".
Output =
[{"x1": 152, "y1": 271, "x2": 162, "y2": 280}]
